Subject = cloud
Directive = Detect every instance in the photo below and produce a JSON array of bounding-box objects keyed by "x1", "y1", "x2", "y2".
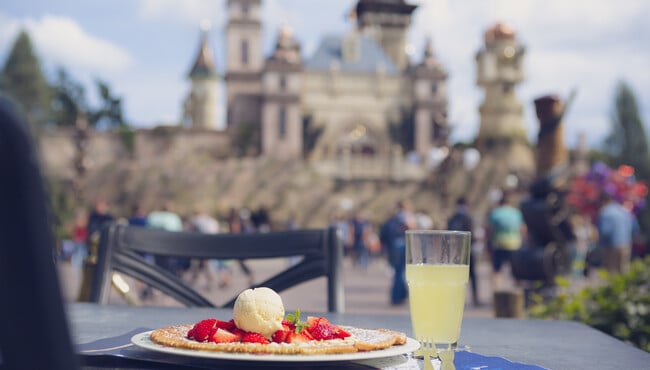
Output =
[
  {"x1": 0, "y1": 12, "x2": 133, "y2": 73},
  {"x1": 138, "y1": 0, "x2": 225, "y2": 26}
]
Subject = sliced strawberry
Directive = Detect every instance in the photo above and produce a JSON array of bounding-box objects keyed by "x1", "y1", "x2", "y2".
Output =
[
  {"x1": 286, "y1": 331, "x2": 313, "y2": 344},
  {"x1": 190, "y1": 318, "x2": 217, "y2": 341},
  {"x1": 300, "y1": 329, "x2": 314, "y2": 340},
  {"x1": 231, "y1": 328, "x2": 247, "y2": 337},
  {"x1": 241, "y1": 332, "x2": 270, "y2": 344},
  {"x1": 305, "y1": 316, "x2": 319, "y2": 331},
  {"x1": 214, "y1": 319, "x2": 236, "y2": 331},
  {"x1": 333, "y1": 327, "x2": 351, "y2": 339},
  {"x1": 211, "y1": 328, "x2": 240, "y2": 343}
]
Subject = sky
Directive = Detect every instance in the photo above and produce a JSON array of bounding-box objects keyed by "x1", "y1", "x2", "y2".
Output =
[{"x1": 1, "y1": 0, "x2": 649, "y2": 148}]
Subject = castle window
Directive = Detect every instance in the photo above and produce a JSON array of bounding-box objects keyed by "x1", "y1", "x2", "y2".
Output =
[
  {"x1": 431, "y1": 82, "x2": 437, "y2": 95},
  {"x1": 279, "y1": 75, "x2": 287, "y2": 91},
  {"x1": 241, "y1": 39, "x2": 249, "y2": 65},
  {"x1": 278, "y1": 106, "x2": 287, "y2": 139},
  {"x1": 241, "y1": 2, "x2": 249, "y2": 16}
]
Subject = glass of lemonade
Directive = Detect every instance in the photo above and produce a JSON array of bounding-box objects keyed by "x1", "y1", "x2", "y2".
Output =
[{"x1": 406, "y1": 230, "x2": 471, "y2": 361}]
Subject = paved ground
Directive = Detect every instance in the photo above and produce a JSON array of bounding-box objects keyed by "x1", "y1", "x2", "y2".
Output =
[{"x1": 57, "y1": 254, "x2": 497, "y2": 318}]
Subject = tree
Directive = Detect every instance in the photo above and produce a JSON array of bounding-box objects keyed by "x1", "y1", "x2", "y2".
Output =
[
  {"x1": 50, "y1": 67, "x2": 87, "y2": 127},
  {"x1": 605, "y1": 82, "x2": 650, "y2": 176},
  {"x1": 603, "y1": 80, "x2": 650, "y2": 244},
  {"x1": 0, "y1": 30, "x2": 51, "y2": 127},
  {"x1": 88, "y1": 80, "x2": 128, "y2": 129}
]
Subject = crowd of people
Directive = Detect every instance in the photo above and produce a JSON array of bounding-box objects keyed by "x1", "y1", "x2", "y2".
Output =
[
  {"x1": 59, "y1": 187, "x2": 644, "y2": 307},
  {"x1": 58, "y1": 200, "x2": 277, "y2": 299}
]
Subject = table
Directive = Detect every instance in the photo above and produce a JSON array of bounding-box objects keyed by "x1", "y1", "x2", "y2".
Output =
[{"x1": 67, "y1": 303, "x2": 649, "y2": 370}]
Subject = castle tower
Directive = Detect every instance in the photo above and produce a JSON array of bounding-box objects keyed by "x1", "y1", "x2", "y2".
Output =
[
  {"x1": 225, "y1": 0, "x2": 263, "y2": 131},
  {"x1": 412, "y1": 37, "x2": 449, "y2": 157},
  {"x1": 183, "y1": 24, "x2": 218, "y2": 129},
  {"x1": 261, "y1": 26, "x2": 303, "y2": 159},
  {"x1": 475, "y1": 22, "x2": 533, "y2": 172},
  {"x1": 354, "y1": 0, "x2": 417, "y2": 70}
]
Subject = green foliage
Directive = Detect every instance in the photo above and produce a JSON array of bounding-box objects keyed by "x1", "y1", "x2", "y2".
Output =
[
  {"x1": 118, "y1": 126, "x2": 137, "y2": 157},
  {"x1": 529, "y1": 256, "x2": 650, "y2": 352},
  {"x1": 0, "y1": 30, "x2": 52, "y2": 127},
  {"x1": 50, "y1": 67, "x2": 87, "y2": 127},
  {"x1": 232, "y1": 122, "x2": 260, "y2": 157},
  {"x1": 602, "y1": 81, "x2": 650, "y2": 253},
  {"x1": 45, "y1": 176, "x2": 79, "y2": 241},
  {"x1": 88, "y1": 80, "x2": 128, "y2": 129}
]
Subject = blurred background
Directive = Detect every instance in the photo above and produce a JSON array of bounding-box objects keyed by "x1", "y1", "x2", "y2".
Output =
[{"x1": 1, "y1": 0, "x2": 649, "y2": 350}]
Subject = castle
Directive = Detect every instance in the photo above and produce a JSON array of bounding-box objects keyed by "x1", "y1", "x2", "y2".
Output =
[
  {"x1": 183, "y1": 0, "x2": 450, "y2": 163},
  {"x1": 182, "y1": 0, "x2": 534, "y2": 174},
  {"x1": 37, "y1": 2, "x2": 587, "y2": 229}
]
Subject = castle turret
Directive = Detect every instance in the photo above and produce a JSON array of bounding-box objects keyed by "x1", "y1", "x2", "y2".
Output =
[
  {"x1": 475, "y1": 22, "x2": 533, "y2": 173},
  {"x1": 412, "y1": 37, "x2": 449, "y2": 157},
  {"x1": 261, "y1": 26, "x2": 303, "y2": 159},
  {"x1": 225, "y1": 0, "x2": 263, "y2": 134},
  {"x1": 354, "y1": 0, "x2": 417, "y2": 70},
  {"x1": 183, "y1": 24, "x2": 218, "y2": 129}
]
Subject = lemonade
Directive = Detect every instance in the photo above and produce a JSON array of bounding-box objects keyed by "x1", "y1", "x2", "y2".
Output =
[{"x1": 406, "y1": 263, "x2": 469, "y2": 344}]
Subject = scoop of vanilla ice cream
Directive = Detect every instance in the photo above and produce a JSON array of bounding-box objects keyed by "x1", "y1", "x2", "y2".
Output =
[{"x1": 233, "y1": 287, "x2": 285, "y2": 339}]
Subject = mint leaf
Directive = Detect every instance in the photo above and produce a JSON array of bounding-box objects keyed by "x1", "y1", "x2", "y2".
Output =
[{"x1": 285, "y1": 309, "x2": 307, "y2": 334}]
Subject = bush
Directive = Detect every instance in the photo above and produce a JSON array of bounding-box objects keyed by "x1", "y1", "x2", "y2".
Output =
[{"x1": 528, "y1": 256, "x2": 650, "y2": 352}]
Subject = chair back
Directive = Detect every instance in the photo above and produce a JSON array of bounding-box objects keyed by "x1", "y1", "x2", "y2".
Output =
[
  {"x1": 0, "y1": 97, "x2": 79, "y2": 370},
  {"x1": 89, "y1": 224, "x2": 345, "y2": 312}
]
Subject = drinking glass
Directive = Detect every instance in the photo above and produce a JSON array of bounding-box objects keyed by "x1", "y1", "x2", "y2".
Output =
[{"x1": 405, "y1": 230, "x2": 471, "y2": 369}]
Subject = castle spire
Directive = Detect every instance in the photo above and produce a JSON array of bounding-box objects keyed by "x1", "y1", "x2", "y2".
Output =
[
  {"x1": 188, "y1": 23, "x2": 217, "y2": 78},
  {"x1": 422, "y1": 37, "x2": 439, "y2": 68},
  {"x1": 268, "y1": 24, "x2": 301, "y2": 64}
]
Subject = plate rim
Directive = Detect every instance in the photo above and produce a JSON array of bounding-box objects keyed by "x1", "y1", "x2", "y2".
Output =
[{"x1": 131, "y1": 330, "x2": 420, "y2": 363}]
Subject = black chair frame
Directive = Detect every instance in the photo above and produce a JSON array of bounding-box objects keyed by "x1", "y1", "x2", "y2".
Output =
[{"x1": 89, "y1": 224, "x2": 345, "y2": 312}]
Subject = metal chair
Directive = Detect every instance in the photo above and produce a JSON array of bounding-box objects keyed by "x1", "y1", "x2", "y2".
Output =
[
  {"x1": 0, "y1": 97, "x2": 80, "y2": 370},
  {"x1": 89, "y1": 223, "x2": 345, "y2": 312}
]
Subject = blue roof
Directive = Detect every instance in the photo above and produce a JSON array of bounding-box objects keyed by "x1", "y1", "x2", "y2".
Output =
[{"x1": 305, "y1": 34, "x2": 399, "y2": 74}]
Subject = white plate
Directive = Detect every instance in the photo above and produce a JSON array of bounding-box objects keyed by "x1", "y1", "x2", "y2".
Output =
[{"x1": 131, "y1": 331, "x2": 420, "y2": 363}]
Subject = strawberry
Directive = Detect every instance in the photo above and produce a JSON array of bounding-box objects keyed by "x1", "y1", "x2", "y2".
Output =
[
  {"x1": 334, "y1": 327, "x2": 351, "y2": 339},
  {"x1": 241, "y1": 332, "x2": 270, "y2": 344},
  {"x1": 190, "y1": 319, "x2": 217, "y2": 341},
  {"x1": 305, "y1": 316, "x2": 320, "y2": 331},
  {"x1": 231, "y1": 328, "x2": 247, "y2": 337},
  {"x1": 309, "y1": 321, "x2": 335, "y2": 340},
  {"x1": 286, "y1": 331, "x2": 313, "y2": 344},
  {"x1": 214, "y1": 319, "x2": 236, "y2": 331},
  {"x1": 211, "y1": 328, "x2": 240, "y2": 344},
  {"x1": 272, "y1": 328, "x2": 289, "y2": 343}
]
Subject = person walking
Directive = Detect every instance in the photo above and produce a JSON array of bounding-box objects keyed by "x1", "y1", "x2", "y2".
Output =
[
  {"x1": 388, "y1": 200, "x2": 417, "y2": 305},
  {"x1": 227, "y1": 207, "x2": 255, "y2": 286},
  {"x1": 349, "y1": 211, "x2": 371, "y2": 269},
  {"x1": 486, "y1": 193, "x2": 525, "y2": 291},
  {"x1": 447, "y1": 197, "x2": 481, "y2": 306},
  {"x1": 147, "y1": 203, "x2": 184, "y2": 275},
  {"x1": 86, "y1": 199, "x2": 114, "y2": 245},
  {"x1": 188, "y1": 208, "x2": 220, "y2": 290},
  {"x1": 596, "y1": 193, "x2": 635, "y2": 274}
]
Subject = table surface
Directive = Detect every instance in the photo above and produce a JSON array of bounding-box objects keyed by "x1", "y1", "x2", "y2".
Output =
[{"x1": 67, "y1": 303, "x2": 649, "y2": 370}]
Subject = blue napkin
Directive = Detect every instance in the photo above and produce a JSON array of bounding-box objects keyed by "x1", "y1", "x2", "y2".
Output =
[{"x1": 455, "y1": 350, "x2": 546, "y2": 370}]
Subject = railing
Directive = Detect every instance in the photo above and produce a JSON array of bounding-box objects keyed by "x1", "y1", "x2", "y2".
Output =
[{"x1": 312, "y1": 152, "x2": 428, "y2": 181}]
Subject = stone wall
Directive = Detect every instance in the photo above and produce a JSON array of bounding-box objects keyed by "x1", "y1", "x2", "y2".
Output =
[{"x1": 39, "y1": 127, "x2": 231, "y2": 177}]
